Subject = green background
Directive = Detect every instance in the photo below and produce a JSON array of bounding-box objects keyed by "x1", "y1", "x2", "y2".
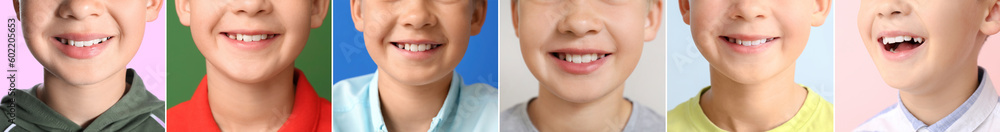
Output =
[{"x1": 166, "y1": 0, "x2": 333, "y2": 108}]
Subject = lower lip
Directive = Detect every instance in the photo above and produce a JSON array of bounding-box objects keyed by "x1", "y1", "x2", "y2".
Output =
[
  {"x1": 722, "y1": 38, "x2": 774, "y2": 54},
  {"x1": 881, "y1": 44, "x2": 921, "y2": 61},
  {"x1": 53, "y1": 38, "x2": 109, "y2": 59},
  {"x1": 552, "y1": 55, "x2": 608, "y2": 74},
  {"x1": 222, "y1": 34, "x2": 277, "y2": 51},
  {"x1": 394, "y1": 45, "x2": 441, "y2": 60}
]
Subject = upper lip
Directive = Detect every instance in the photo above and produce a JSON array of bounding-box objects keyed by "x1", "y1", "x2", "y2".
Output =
[
  {"x1": 720, "y1": 34, "x2": 779, "y2": 41},
  {"x1": 389, "y1": 39, "x2": 443, "y2": 44},
  {"x1": 221, "y1": 30, "x2": 280, "y2": 35},
  {"x1": 875, "y1": 31, "x2": 926, "y2": 43},
  {"x1": 548, "y1": 48, "x2": 612, "y2": 54},
  {"x1": 52, "y1": 33, "x2": 114, "y2": 41}
]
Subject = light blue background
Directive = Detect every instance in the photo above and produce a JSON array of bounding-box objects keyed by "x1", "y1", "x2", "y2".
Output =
[
  {"x1": 331, "y1": 1, "x2": 499, "y2": 87},
  {"x1": 666, "y1": 3, "x2": 836, "y2": 110}
]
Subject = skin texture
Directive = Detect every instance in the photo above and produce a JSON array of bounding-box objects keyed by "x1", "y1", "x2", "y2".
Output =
[
  {"x1": 174, "y1": 0, "x2": 328, "y2": 131},
  {"x1": 13, "y1": 0, "x2": 162, "y2": 127},
  {"x1": 512, "y1": 0, "x2": 661, "y2": 131},
  {"x1": 679, "y1": 0, "x2": 829, "y2": 131},
  {"x1": 858, "y1": 0, "x2": 1000, "y2": 125},
  {"x1": 350, "y1": 0, "x2": 486, "y2": 131}
]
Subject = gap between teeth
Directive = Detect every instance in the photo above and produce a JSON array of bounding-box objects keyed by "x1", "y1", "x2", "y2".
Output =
[
  {"x1": 727, "y1": 37, "x2": 774, "y2": 46},
  {"x1": 58, "y1": 37, "x2": 110, "y2": 47},
  {"x1": 227, "y1": 33, "x2": 276, "y2": 42},
  {"x1": 881, "y1": 35, "x2": 924, "y2": 45},
  {"x1": 395, "y1": 43, "x2": 440, "y2": 52},
  {"x1": 557, "y1": 53, "x2": 607, "y2": 64}
]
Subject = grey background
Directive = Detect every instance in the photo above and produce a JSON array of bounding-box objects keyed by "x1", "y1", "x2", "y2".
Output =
[{"x1": 498, "y1": 1, "x2": 667, "y2": 115}]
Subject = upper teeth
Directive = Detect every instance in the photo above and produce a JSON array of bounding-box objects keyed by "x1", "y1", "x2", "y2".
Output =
[
  {"x1": 882, "y1": 35, "x2": 924, "y2": 45},
  {"x1": 557, "y1": 53, "x2": 607, "y2": 64},
  {"x1": 727, "y1": 37, "x2": 774, "y2": 46},
  {"x1": 58, "y1": 37, "x2": 110, "y2": 47},
  {"x1": 396, "y1": 43, "x2": 440, "y2": 52},
  {"x1": 227, "y1": 33, "x2": 276, "y2": 42}
]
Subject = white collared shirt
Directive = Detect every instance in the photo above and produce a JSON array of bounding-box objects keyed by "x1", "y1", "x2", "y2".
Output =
[{"x1": 856, "y1": 67, "x2": 1000, "y2": 132}]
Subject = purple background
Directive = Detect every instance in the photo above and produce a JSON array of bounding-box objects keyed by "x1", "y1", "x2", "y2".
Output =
[{"x1": 1, "y1": 2, "x2": 166, "y2": 100}]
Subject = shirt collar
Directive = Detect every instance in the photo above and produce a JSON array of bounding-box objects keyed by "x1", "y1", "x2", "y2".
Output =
[
  {"x1": 191, "y1": 68, "x2": 324, "y2": 131},
  {"x1": 367, "y1": 70, "x2": 463, "y2": 132},
  {"x1": 897, "y1": 67, "x2": 998, "y2": 131},
  {"x1": 278, "y1": 69, "x2": 325, "y2": 131}
]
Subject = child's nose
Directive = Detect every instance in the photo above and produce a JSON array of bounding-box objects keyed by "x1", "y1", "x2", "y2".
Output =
[
  {"x1": 557, "y1": 2, "x2": 604, "y2": 37},
  {"x1": 399, "y1": 2, "x2": 438, "y2": 29},
  {"x1": 57, "y1": 0, "x2": 107, "y2": 20},
  {"x1": 229, "y1": 0, "x2": 273, "y2": 16},
  {"x1": 874, "y1": 0, "x2": 911, "y2": 18},
  {"x1": 728, "y1": 1, "x2": 768, "y2": 21}
]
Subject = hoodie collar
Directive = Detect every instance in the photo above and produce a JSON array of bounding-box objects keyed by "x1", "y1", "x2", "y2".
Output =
[{"x1": 7, "y1": 68, "x2": 162, "y2": 131}]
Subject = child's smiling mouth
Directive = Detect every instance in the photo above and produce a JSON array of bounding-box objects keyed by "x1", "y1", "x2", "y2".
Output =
[
  {"x1": 718, "y1": 35, "x2": 780, "y2": 54},
  {"x1": 720, "y1": 36, "x2": 778, "y2": 46},
  {"x1": 224, "y1": 33, "x2": 278, "y2": 42},
  {"x1": 548, "y1": 49, "x2": 613, "y2": 74},
  {"x1": 389, "y1": 40, "x2": 444, "y2": 60},
  {"x1": 55, "y1": 36, "x2": 112, "y2": 47},
  {"x1": 390, "y1": 42, "x2": 442, "y2": 52},
  {"x1": 51, "y1": 33, "x2": 116, "y2": 59},
  {"x1": 219, "y1": 31, "x2": 281, "y2": 50},
  {"x1": 551, "y1": 52, "x2": 611, "y2": 64},
  {"x1": 875, "y1": 31, "x2": 927, "y2": 61},
  {"x1": 879, "y1": 35, "x2": 925, "y2": 53}
]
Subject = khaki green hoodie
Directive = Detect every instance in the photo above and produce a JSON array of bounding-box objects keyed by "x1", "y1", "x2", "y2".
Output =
[{"x1": 0, "y1": 69, "x2": 165, "y2": 131}]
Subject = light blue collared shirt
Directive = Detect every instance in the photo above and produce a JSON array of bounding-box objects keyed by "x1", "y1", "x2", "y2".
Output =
[
  {"x1": 856, "y1": 67, "x2": 1000, "y2": 132},
  {"x1": 332, "y1": 71, "x2": 499, "y2": 132}
]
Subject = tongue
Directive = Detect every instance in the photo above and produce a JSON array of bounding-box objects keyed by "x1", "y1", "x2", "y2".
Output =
[{"x1": 894, "y1": 42, "x2": 920, "y2": 51}]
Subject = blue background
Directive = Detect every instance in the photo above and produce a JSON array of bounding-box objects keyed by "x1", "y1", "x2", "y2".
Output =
[
  {"x1": 666, "y1": 3, "x2": 836, "y2": 110},
  {"x1": 332, "y1": 1, "x2": 499, "y2": 87}
]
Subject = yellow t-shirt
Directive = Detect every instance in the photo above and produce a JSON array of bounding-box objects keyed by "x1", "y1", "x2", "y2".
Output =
[{"x1": 667, "y1": 86, "x2": 833, "y2": 132}]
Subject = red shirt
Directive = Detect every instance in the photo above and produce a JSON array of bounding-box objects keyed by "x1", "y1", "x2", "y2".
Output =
[{"x1": 168, "y1": 69, "x2": 331, "y2": 132}]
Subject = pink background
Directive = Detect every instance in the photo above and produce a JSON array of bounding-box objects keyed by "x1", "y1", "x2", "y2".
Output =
[
  {"x1": 835, "y1": 0, "x2": 1000, "y2": 131},
  {"x1": 0, "y1": 2, "x2": 166, "y2": 100}
]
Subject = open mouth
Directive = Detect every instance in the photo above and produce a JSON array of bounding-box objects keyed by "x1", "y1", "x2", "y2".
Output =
[
  {"x1": 223, "y1": 33, "x2": 279, "y2": 42},
  {"x1": 55, "y1": 37, "x2": 112, "y2": 47},
  {"x1": 391, "y1": 42, "x2": 442, "y2": 52},
  {"x1": 550, "y1": 52, "x2": 611, "y2": 64},
  {"x1": 879, "y1": 35, "x2": 925, "y2": 53},
  {"x1": 720, "y1": 36, "x2": 779, "y2": 46},
  {"x1": 549, "y1": 49, "x2": 613, "y2": 74}
]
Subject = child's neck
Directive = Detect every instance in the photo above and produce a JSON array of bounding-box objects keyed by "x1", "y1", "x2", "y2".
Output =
[
  {"x1": 701, "y1": 66, "x2": 806, "y2": 131},
  {"x1": 376, "y1": 69, "x2": 453, "y2": 132},
  {"x1": 527, "y1": 85, "x2": 632, "y2": 132},
  {"x1": 205, "y1": 63, "x2": 296, "y2": 132},
  {"x1": 37, "y1": 68, "x2": 129, "y2": 128},
  {"x1": 898, "y1": 65, "x2": 979, "y2": 126}
]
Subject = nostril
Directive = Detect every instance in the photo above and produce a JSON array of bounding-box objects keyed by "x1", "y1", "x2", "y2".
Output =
[{"x1": 880, "y1": 10, "x2": 903, "y2": 17}]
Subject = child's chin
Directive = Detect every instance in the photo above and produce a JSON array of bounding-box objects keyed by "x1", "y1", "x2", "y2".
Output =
[
  {"x1": 718, "y1": 67, "x2": 786, "y2": 84},
  {"x1": 549, "y1": 89, "x2": 615, "y2": 103},
  {"x1": 544, "y1": 82, "x2": 620, "y2": 102},
  {"x1": 51, "y1": 69, "x2": 119, "y2": 85},
  {"x1": 879, "y1": 73, "x2": 924, "y2": 90},
  {"x1": 218, "y1": 66, "x2": 287, "y2": 83},
  {"x1": 873, "y1": 63, "x2": 931, "y2": 89},
  {"x1": 227, "y1": 72, "x2": 276, "y2": 83},
  {"x1": 384, "y1": 70, "x2": 452, "y2": 85}
]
